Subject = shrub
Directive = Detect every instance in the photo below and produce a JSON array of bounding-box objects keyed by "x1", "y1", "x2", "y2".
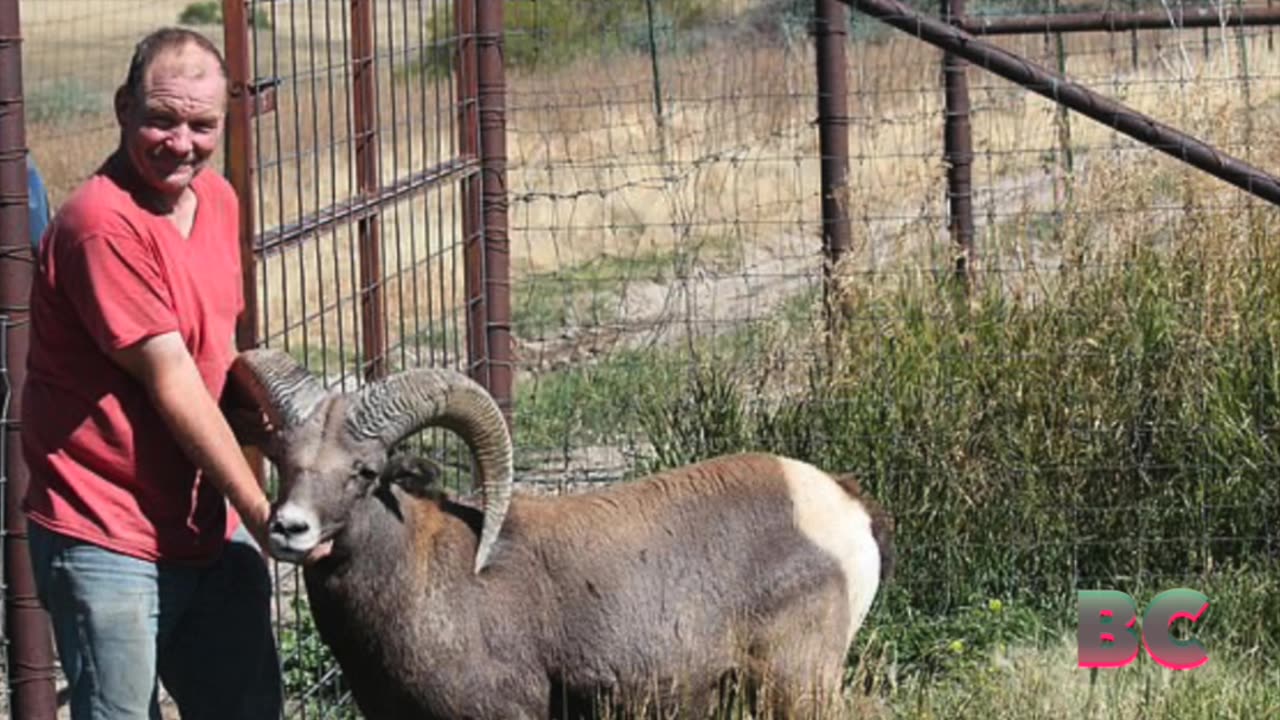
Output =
[
  {"x1": 178, "y1": 1, "x2": 272, "y2": 29},
  {"x1": 178, "y1": 1, "x2": 220, "y2": 26},
  {"x1": 410, "y1": 0, "x2": 722, "y2": 78}
]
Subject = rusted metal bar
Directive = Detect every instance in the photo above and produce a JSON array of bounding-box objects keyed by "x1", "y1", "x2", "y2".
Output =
[
  {"x1": 223, "y1": 0, "x2": 260, "y2": 351},
  {"x1": 351, "y1": 0, "x2": 386, "y2": 381},
  {"x1": 457, "y1": 0, "x2": 483, "y2": 377},
  {"x1": 0, "y1": 1, "x2": 58, "y2": 717},
  {"x1": 843, "y1": 0, "x2": 1280, "y2": 207},
  {"x1": 814, "y1": 0, "x2": 852, "y2": 316},
  {"x1": 942, "y1": 0, "x2": 974, "y2": 281},
  {"x1": 475, "y1": 0, "x2": 513, "y2": 429},
  {"x1": 959, "y1": 5, "x2": 1280, "y2": 35},
  {"x1": 256, "y1": 156, "x2": 480, "y2": 257}
]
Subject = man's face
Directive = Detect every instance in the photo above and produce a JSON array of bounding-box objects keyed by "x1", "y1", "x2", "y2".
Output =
[{"x1": 116, "y1": 43, "x2": 227, "y2": 198}]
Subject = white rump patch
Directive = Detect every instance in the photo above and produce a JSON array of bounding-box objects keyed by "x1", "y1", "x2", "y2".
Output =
[{"x1": 778, "y1": 458, "x2": 881, "y2": 648}]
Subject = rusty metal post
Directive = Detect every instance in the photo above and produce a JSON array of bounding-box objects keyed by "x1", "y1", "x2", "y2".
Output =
[
  {"x1": 814, "y1": 0, "x2": 852, "y2": 329},
  {"x1": 843, "y1": 0, "x2": 1280, "y2": 207},
  {"x1": 221, "y1": 1, "x2": 271, "y2": 488},
  {"x1": 223, "y1": 0, "x2": 259, "y2": 352},
  {"x1": 942, "y1": 0, "x2": 974, "y2": 281},
  {"x1": 352, "y1": 0, "x2": 386, "y2": 381},
  {"x1": 457, "y1": 0, "x2": 482, "y2": 385},
  {"x1": 473, "y1": 0, "x2": 513, "y2": 429},
  {"x1": 459, "y1": 0, "x2": 514, "y2": 428},
  {"x1": 0, "y1": 1, "x2": 59, "y2": 717}
]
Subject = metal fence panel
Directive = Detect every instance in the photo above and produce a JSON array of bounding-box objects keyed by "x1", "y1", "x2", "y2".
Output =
[{"x1": 226, "y1": 1, "x2": 497, "y2": 715}]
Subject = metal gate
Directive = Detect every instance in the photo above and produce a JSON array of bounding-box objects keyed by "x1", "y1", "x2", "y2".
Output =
[{"x1": 220, "y1": 0, "x2": 510, "y2": 714}]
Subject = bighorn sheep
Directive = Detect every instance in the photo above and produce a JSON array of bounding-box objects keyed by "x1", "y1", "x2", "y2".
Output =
[{"x1": 229, "y1": 348, "x2": 893, "y2": 719}]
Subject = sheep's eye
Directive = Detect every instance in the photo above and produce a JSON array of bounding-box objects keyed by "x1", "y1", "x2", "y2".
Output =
[{"x1": 357, "y1": 465, "x2": 380, "y2": 482}]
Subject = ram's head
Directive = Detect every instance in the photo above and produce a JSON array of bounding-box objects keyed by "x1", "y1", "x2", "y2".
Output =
[{"x1": 227, "y1": 349, "x2": 513, "y2": 572}]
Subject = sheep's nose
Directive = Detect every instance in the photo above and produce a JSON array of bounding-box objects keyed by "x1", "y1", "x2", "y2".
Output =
[
  {"x1": 270, "y1": 506, "x2": 313, "y2": 539},
  {"x1": 271, "y1": 515, "x2": 310, "y2": 538}
]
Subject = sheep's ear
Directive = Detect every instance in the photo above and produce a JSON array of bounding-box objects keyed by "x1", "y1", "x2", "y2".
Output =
[
  {"x1": 229, "y1": 348, "x2": 330, "y2": 436},
  {"x1": 345, "y1": 367, "x2": 513, "y2": 573},
  {"x1": 380, "y1": 451, "x2": 445, "y2": 499}
]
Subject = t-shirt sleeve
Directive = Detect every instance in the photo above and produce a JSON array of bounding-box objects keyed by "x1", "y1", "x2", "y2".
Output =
[{"x1": 59, "y1": 232, "x2": 179, "y2": 353}]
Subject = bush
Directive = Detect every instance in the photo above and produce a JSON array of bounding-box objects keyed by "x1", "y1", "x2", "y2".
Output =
[
  {"x1": 410, "y1": 0, "x2": 722, "y2": 78},
  {"x1": 178, "y1": 1, "x2": 220, "y2": 26},
  {"x1": 178, "y1": 1, "x2": 272, "y2": 29}
]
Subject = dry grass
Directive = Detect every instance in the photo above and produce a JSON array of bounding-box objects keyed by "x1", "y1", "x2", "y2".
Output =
[
  {"x1": 871, "y1": 633, "x2": 1280, "y2": 719},
  {"x1": 22, "y1": 3, "x2": 1280, "y2": 372}
]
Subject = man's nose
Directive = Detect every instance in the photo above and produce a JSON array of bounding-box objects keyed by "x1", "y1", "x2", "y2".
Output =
[{"x1": 163, "y1": 126, "x2": 193, "y2": 156}]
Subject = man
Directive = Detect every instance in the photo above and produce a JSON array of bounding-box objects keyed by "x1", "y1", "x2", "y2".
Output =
[{"x1": 22, "y1": 28, "x2": 284, "y2": 720}]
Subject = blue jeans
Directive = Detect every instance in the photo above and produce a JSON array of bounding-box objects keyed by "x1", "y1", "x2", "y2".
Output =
[{"x1": 28, "y1": 522, "x2": 283, "y2": 720}]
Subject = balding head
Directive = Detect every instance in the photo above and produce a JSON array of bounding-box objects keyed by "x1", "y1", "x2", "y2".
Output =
[{"x1": 120, "y1": 27, "x2": 227, "y2": 103}]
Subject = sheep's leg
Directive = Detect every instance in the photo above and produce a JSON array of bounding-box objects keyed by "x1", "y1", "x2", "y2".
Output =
[
  {"x1": 748, "y1": 621, "x2": 848, "y2": 718},
  {"x1": 742, "y1": 662, "x2": 838, "y2": 720}
]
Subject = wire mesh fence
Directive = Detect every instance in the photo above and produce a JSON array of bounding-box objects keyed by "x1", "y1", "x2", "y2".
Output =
[
  {"x1": 8, "y1": 0, "x2": 1280, "y2": 716},
  {"x1": 505, "y1": 0, "x2": 836, "y2": 486},
  {"x1": 234, "y1": 1, "x2": 490, "y2": 716}
]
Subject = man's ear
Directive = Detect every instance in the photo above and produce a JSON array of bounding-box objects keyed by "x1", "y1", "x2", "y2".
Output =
[{"x1": 113, "y1": 86, "x2": 132, "y2": 126}]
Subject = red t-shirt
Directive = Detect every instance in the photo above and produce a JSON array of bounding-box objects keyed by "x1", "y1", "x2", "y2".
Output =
[{"x1": 22, "y1": 165, "x2": 245, "y2": 566}]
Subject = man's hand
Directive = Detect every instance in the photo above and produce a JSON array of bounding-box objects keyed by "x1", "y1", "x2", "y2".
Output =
[{"x1": 241, "y1": 492, "x2": 275, "y2": 559}]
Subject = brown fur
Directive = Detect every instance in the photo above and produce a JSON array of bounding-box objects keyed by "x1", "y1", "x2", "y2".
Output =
[{"x1": 298, "y1": 452, "x2": 889, "y2": 719}]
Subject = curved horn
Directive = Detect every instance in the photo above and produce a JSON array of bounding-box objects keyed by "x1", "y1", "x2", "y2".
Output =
[
  {"x1": 230, "y1": 348, "x2": 330, "y2": 433},
  {"x1": 347, "y1": 369, "x2": 513, "y2": 574}
]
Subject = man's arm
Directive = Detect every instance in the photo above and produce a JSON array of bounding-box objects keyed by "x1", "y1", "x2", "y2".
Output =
[{"x1": 110, "y1": 331, "x2": 272, "y2": 550}]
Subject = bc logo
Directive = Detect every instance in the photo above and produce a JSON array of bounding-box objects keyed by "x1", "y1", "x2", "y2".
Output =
[{"x1": 1076, "y1": 589, "x2": 1210, "y2": 670}]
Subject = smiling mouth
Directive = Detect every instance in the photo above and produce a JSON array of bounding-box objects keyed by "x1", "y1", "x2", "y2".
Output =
[
  {"x1": 147, "y1": 151, "x2": 197, "y2": 170},
  {"x1": 155, "y1": 160, "x2": 197, "y2": 174}
]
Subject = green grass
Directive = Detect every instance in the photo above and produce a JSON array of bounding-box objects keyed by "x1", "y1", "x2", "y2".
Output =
[
  {"x1": 877, "y1": 631, "x2": 1280, "y2": 719},
  {"x1": 514, "y1": 347, "x2": 685, "y2": 454}
]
